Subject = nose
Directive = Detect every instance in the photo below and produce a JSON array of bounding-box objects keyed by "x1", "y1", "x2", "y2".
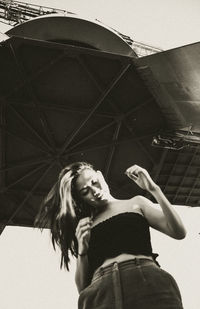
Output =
[{"x1": 91, "y1": 187, "x2": 99, "y2": 196}]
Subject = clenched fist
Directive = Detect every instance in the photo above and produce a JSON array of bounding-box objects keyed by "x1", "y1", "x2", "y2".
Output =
[{"x1": 125, "y1": 165, "x2": 157, "y2": 192}]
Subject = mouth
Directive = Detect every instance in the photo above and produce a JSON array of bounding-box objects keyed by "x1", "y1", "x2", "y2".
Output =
[
  {"x1": 96, "y1": 193, "x2": 103, "y2": 200},
  {"x1": 94, "y1": 191, "x2": 107, "y2": 201}
]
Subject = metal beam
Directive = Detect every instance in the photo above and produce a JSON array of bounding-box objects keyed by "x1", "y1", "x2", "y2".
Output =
[
  {"x1": 144, "y1": 148, "x2": 168, "y2": 199},
  {"x1": 0, "y1": 125, "x2": 50, "y2": 153},
  {"x1": 65, "y1": 120, "x2": 116, "y2": 154},
  {"x1": 9, "y1": 43, "x2": 56, "y2": 152},
  {"x1": 104, "y1": 121, "x2": 122, "y2": 179},
  {"x1": 8, "y1": 104, "x2": 53, "y2": 153},
  {"x1": 11, "y1": 102, "x2": 115, "y2": 119},
  {"x1": 0, "y1": 161, "x2": 55, "y2": 234},
  {"x1": 65, "y1": 133, "x2": 153, "y2": 157},
  {"x1": 172, "y1": 147, "x2": 200, "y2": 203},
  {"x1": 151, "y1": 149, "x2": 168, "y2": 181},
  {"x1": 78, "y1": 55, "x2": 156, "y2": 165},
  {"x1": 159, "y1": 174, "x2": 199, "y2": 181},
  {"x1": 3, "y1": 41, "x2": 66, "y2": 103},
  {"x1": 6, "y1": 188, "x2": 47, "y2": 197},
  {"x1": 164, "y1": 161, "x2": 200, "y2": 169},
  {"x1": 0, "y1": 162, "x2": 49, "y2": 193},
  {"x1": 59, "y1": 62, "x2": 131, "y2": 155},
  {"x1": 185, "y1": 158, "x2": 200, "y2": 204},
  {"x1": 65, "y1": 97, "x2": 153, "y2": 155},
  {"x1": 0, "y1": 156, "x2": 51, "y2": 173},
  {"x1": 125, "y1": 97, "x2": 154, "y2": 117},
  {"x1": 162, "y1": 148, "x2": 183, "y2": 193},
  {"x1": 166, "y1": 192, "x2": 200, "y2": 199}
]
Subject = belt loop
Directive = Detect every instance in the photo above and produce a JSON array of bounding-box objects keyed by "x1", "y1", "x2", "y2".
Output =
[
  {"x1": 113, "y1": 262, "x2": 119, "y2": 270},
  {"x1": 112, "y1": 261, "x2": 123, "y2": 308},
  {"x1": 135, "y1": 257, "x2": 140, "y2": 266},
  {"x1": 99, "y1": 266, "x2": 104, "y2": 276}
]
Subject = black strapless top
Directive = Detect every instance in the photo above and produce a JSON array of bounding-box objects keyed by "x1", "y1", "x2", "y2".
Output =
[{"x1": 87, "y1": 212, "x2": 158, "y2": 280}]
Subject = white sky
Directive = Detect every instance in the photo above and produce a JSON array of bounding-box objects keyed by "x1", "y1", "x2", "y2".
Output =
[
  {"x1": 0, "y1": 0, "x2": 200, "y2": 50},
  {"x1": 0, "y1": 1, "x2": 200, "y2": 308}
]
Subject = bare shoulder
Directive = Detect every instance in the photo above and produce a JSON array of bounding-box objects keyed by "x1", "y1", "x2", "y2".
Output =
[
  {"x1": 130, "y1": 195, "x2": 157, "y2": 212},
  {"x1": 131, "y1": 195, "x2": 156, "y2": 205},
  {"x1": 128, "y1": 195, "x2": 148, "y2": 215}
]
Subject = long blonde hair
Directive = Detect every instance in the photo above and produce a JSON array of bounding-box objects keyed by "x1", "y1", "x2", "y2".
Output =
[{"x1": 35, "y1": 162, "x2": 94, "y2": 270}]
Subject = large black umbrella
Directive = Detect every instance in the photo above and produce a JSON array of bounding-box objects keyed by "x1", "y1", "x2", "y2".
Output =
[{"x1": 0, "y1": 15, "x2": 200, "y2": 233}]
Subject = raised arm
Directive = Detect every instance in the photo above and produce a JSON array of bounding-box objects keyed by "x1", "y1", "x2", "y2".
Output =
[
  {"x1": 75, "y1": 217, "x2": 92, "y2": 293},
  {"x1": 126, "y1": 165, "x2": 187, "y2": 239}
]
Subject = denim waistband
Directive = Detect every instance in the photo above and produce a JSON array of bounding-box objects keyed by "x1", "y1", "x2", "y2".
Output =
[{"x1": 92, "y1": 257, "x2": 156, "y2": 283}]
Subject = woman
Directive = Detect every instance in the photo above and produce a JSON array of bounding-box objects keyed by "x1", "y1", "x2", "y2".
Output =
[{"x1": 35, "y1": 161, "x2": 186, "y2": 309}]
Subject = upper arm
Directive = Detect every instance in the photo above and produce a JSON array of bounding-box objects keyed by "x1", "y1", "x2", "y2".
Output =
[{"x1": 134, "y1": 195, "x2": 177, "y2": 238}]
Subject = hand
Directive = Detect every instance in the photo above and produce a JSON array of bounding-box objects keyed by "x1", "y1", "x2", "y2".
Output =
[
  {"x1": 125, "y1": 165, "x2": 157, "y2": 192},
  {"x1": 75, "y1": 217, "x2": 92, "y2": 255}
]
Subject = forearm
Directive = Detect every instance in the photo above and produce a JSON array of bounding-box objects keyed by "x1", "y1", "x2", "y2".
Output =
[
  {"x1": 150, "y1": 185, "x2": 187, "y2": 239},
  {"x1": 75, "y1": 255, "x2": 89, "y2": 294}
]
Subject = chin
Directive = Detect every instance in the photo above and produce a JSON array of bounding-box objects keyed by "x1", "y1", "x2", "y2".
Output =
[{"x1": 94, "y1": 200, "x2": 108, "y2": 212}]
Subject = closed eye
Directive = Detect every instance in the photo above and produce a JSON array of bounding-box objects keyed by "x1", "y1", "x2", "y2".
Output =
[{"x1": 80, "y1": 188, "x2": 89, "y2": 196}]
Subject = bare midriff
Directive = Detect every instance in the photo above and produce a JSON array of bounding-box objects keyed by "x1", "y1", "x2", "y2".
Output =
[{"x1": 101, "y1": 253, "x2": 153, "y2": 268}]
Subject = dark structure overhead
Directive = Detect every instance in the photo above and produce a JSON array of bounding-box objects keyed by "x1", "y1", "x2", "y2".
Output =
[
  {"x1": 0, "y1": 16, "x2": 200, "y2": 233},
  {"x1": 137, "y1": 42, "x2": 200, "y2": 134},
  {"x1": 6, "y1": 14, "x2": 136, "y2": 57}
]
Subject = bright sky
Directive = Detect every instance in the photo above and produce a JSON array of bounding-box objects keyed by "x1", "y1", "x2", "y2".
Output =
[
  {"x1": 0, "y1": 1, "x2": 200, "y2": 308},
  {"x1": 0, "y1": 0, "x2": 200, "y2": 50}
]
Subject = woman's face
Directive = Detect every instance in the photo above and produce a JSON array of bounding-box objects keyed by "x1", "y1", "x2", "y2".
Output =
[{"x1": 75, "y1": 168, "x2": 110, "y2": 208}]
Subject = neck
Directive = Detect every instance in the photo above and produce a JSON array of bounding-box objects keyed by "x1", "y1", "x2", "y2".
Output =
[{"x1": 91, "y1": 195, "x2": 116, "y2": 219}]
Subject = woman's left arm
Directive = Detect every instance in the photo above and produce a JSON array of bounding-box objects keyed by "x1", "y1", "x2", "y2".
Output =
[{"x1": 126, "y1": 165, "x2": 187, "y2": 239}]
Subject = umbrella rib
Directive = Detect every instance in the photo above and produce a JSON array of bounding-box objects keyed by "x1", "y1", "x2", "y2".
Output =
[
  {"x1": 37, "y1": 102, "x2": 115, "y2": 119},
  {"x1": 124, "y1": 97, "x2": 154, "y2": 117},
  {"x1": 122, "y1": 121, "x2": 156, "y2": 165},
  {"x1": 8, "y1": 104, "x2": 53, "y2": 152},
  {"x1": 104, "y1": 121, "x2": 122, "y2": 179},
  {"x1": 0, "y1": 125, "x2": 50, "y2": 153},
  {"x1": 8, "y1": 43, "x2": 56, "y2": 152},
  {"x1": 77, "y1": 56, "x2": 120, "y2": 117},
  {"x1": 0, "y1": 156, "x2": 51, "y2": 172},
  {"x1": 0, "y1": 161, "x2": 55, "y2": 234},
  {"x1": 3, "y1": 42, "x2": 66, "y2": 102},
  {"x1": 59, "y1": 62, "x2": 131, "y2": 155},
  {"x1": 77, "y1": 56, "x2": 156, "y2": 164},
  {"x1": 7, "y1": 101, "x2": 115, "y2": 119},
  {"x1": 65, "y1": 99, "x2": 153, "y2": 155},
  {"x1": 65, "y1": 120, "x2": 116, "y2": 153},
  {"x1": 66, "y1": 133, "x2": 153, "y2": 157},
  {"x1": 7, "y1": 188, "x2": 46, "y2": 197},
  {"x1": 0, "y1": 162, "x2": 49, "y2": 193}
]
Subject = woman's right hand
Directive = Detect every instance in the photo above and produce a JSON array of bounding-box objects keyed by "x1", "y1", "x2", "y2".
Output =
[{"x1": 75, "y1": 217, "x2": 92, "y2": 255}]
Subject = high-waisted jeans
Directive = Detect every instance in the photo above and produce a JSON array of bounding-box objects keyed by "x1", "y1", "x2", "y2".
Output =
[{"x1": 78, "y1": 258, "x2": 183, "y2": 309}]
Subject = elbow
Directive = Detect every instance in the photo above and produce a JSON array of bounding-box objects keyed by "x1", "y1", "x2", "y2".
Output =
[
  {"x1": 75, "y1": 276, "x2": 88, "y2": 294},
  {"x1": 174, "y1": 228, "x2": 187, "y2": 240},
  {"x1": 75, "y1": 280, "x2": 83, "y2": 294},
  {"x1": 75, "y1": 277, "x2": 82, "y2": 294},
  {"x1": 76, "y1": 283, "x2": 87, "y2": 295}
]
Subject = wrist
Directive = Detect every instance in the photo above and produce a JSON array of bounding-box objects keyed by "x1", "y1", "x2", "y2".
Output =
[{"x1": 148, "y1": 184, "x2": 161, "y2": 195}]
